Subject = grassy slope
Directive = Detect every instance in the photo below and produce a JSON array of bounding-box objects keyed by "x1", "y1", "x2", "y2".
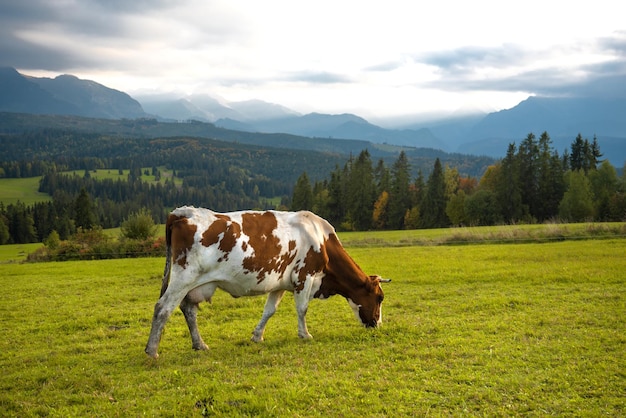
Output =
[
  {"x1": 0, "y1": 177, "x2": 51, "y2": 205},
  {"x1": 0, "y1": 239, "x2": 624, "y2": 416}
]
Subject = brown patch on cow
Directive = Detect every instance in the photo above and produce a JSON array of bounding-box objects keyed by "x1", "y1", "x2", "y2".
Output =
[
  {"x1": 313, "y1": 233, "x2": 384, "y2": 322},
  {"x1": 168, "y1": 214, "x2": 198, "y2": 268},
  {"x1": 241, "y1": 212, "x2": 297, "y2": 282},
  {"x1": 295, "y1": 243, "x2": 328, "y2": 293},
  {"x1": 201, "y1": 215, "x2": 241, "y2": 261}
]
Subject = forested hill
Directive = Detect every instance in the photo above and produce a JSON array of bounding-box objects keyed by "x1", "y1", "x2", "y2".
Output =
[{"x1": 0, "y1": 112, "x2": 494, "y2": 177}]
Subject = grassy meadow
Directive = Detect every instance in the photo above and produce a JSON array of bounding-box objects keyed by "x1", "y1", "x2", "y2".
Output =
[
  {"x1": 0, "y1": 177, "x2": 51, "y2": 206},
  {"x1": 1, "y1": 235, "x2": 624, "y2": 416}
]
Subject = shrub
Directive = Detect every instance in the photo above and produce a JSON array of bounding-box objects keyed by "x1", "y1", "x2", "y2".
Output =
[{"x1": 120, "y1": 209, "x2": 158, "y2": 240}]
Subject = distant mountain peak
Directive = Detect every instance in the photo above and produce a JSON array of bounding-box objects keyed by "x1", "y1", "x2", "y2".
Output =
[{"x1": 0, "y1": 68, "x2": 147, "y2": 119}]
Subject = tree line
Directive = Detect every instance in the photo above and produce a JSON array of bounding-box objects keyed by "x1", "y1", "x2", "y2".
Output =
[
  {"x1": 1, "y1": 129, "x2": 623, "y2": 245},
  {"x1": 0, "y1": 127, "x2": 493, "y2": 245},
  {"x1": 291, "y1": 132, "x2": 626, "y2": 230}
]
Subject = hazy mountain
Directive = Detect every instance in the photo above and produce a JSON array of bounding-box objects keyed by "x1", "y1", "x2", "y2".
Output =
[
  {"x1": 2, "y1": 67, "x2": 624, "y2": 164},
  {"x1": 217, "y1": 112, "x2": 445, "y2": 149},
  {"x1": 228, "y1": 99, "x2": 301, "y2": 121},
  {"x1": 0, "y1": 67, "x2": 80, "y2": 115},
  {"x1": 140, "y1": 98, "x2": 212, "y2": 122},
  {"x1": 467, "y1": 96, "x2": 626, "y2": 141},
  {"x1": 456, "y1": 96, "x2": 626, "y2": 164},
  {"x1": 0, "y1": 67, "x2": 147, "y2": 119},
  {"x1": 32, "y1": 74, "x2": 147, "y2": 119}
]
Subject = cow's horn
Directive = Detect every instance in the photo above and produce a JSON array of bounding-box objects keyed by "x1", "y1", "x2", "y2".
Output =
[{"x1": 378, "y1": 277, "x2": 392, "y2": 283}]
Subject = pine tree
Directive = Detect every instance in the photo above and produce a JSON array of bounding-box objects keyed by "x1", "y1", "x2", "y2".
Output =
[
  {"x1": 387, "y1": 151, "x2": 411, "y2": 230},
  {"x1": 536, "y1": 132, "x2": 564, "y2": 221},
  {"x1": 327, "y1": 165, "x2": 348, "y2": 225},
  {"x1": 518, "y1": 133, "x2": 539, "y2": 220},
  {"x1": 421, "y1": 158, "x2": 448, "y2": 228},
  {"x1": 570, "y1": 134, "x2": 586, "y2": 172},
  {"x1": 347, "y1": 150, "x2": 375, "y2": 230},
  {"x1": 291, "y1": 172, "x2": 313, "y2": 211},
  {"x1": 374, "y1": 159, "x2": 390, "y2": 197},
  {"x1": 495, "y1": 143, "x2": 524, "y2": 222},
  {"x1": 75, "y1": 188, "x2": 97, "y2": 229}
]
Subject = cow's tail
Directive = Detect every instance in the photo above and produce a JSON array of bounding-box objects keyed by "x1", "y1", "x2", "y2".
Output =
[{"x1": 159, "y1": 216, "x2": 173, "y2": 297}]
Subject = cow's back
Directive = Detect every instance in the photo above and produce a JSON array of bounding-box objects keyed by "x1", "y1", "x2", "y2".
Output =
[{"x1": 167, "y1": 207, "x2": 334, "y2": 296}]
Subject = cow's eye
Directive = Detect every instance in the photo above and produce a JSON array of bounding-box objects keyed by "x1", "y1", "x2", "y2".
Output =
[{"x1": 378, "y1": 295, "x2": 384, "y2": 303}]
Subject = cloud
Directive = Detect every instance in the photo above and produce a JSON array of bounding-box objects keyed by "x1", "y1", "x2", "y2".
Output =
[
  {"x1": 1, "y1": 2, "x2": 625, "y2": 116},
  {"x1": 418, "y1": 44, "x2": 529, "y2": 75},
  {"x1": 415, "y1": 32, "x2": 626, "y2": 99},
  {"x1": 284, "y1": 71, "x2": 353, "y2": 85},
  {"x1": 0, "y1": 0, "x2": 245, "y2": 72}
]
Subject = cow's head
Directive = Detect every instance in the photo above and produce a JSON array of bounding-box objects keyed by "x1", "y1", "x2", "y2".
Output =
[{"x1": 347, "y1": 275, "x2": 391, "y2": 328}]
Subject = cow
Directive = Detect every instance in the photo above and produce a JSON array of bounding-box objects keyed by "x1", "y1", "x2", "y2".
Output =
[{"x1": 145, "y1": 206, "x2": 390, "y2": 358}]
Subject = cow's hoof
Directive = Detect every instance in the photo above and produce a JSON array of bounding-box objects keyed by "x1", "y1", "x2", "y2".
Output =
[
  {"x1": 193, "y1": 342, "x2": 209, "y2": 351},
  {"x1": 145, "y1": 349, "x2": 159, "y2": 359},
  {"x1": 298, "y1": 333, "x2": 313, "y2": 340}
]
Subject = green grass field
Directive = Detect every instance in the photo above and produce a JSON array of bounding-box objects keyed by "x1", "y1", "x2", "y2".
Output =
[
  {"x1": 0, "y1": 177, "x2": 51, "y2": 206},
  {"x1": 1, "y1": 237, "x2": 624, "y2": 416}
]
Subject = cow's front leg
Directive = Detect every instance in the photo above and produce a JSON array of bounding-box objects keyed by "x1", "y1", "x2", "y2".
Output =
[
  {"x1": 180, "y1": 297, "x2": 209, "y2": 351},
  {"x1": 252, "y1": 290, "x2": 285, "y2": 342}
]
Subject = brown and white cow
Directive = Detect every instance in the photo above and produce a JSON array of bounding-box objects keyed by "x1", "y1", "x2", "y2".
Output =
[{"x1": 145, "y1": 206, "x2": 389, "y2": 358}]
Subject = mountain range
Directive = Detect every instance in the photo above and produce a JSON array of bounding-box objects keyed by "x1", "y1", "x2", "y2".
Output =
[{"x1": 1, "y1": 67, "x2": 625, "y2": 165}]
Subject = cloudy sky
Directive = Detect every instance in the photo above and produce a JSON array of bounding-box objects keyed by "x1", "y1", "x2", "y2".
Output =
[{"x1": 1, "y1": 0, "x2": 625, "y2": 122}]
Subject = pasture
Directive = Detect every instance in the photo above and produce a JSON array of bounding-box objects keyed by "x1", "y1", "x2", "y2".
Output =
[
  {"x1": 0, "y1": 238, "x2": 624, "y2": 416},
  {"x1": 0, "y1": 177, "x2": 51, "y2": 206}
]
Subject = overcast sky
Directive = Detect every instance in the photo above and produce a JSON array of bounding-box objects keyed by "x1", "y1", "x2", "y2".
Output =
[{"x1": 1, "y1": 0, "x2": 625, "y2": 122}]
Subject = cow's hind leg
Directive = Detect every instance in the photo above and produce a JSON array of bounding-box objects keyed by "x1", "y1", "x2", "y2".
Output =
[
  {"x1": 180, "y1": 297, "x2": 209, "y2": 351},
  {"x1": 145, "y1": 289, "x2": 187, "y2": 358},
  {"x1": 251, "y1": 290, "x2": 286, "y2": 342}
]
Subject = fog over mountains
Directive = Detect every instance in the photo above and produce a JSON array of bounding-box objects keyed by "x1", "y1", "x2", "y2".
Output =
[{"x1": 2, "y1": 67, "x2": 625, "y2": 165}]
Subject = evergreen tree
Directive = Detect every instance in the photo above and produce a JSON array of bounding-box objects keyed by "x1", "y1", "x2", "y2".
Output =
[
  {"x1": 518, "y1": 133, "x2": 539, "y2": 220},
  {"x1": 413, "y1": 170, "x2": 426, "y2": 209},
  {"x1": 387, "y1": 151, "x2": 411, "y2": 230},
  {"x1": 587, "y1": 135, "x2": 603, "y2": 171},
  {"x1": 495, "y1": 143, "x2": 524, "y2": 222},
  {"x1": 570, "y1": 134, "x2": 602, "y2": 174},
  {"x1": 374, "y1": 159, "x2": 390, "y2": 197},
  {"x1": 75, "y1": 187, "x2": 97, "y2": 229},
  {"x1": 464, "y1": 189, "x2": 500, "y2": 226},
  {"x1": 291, "y1": 172, "x2": 314, "y2": 211},
  {"x1": 327, "y1": 165, "x2": 348, "y2": 225},
  {"x1": 6, "y1": 202, "x2": 37, "y2": 243},
  {"x1": 0, "y1": 212, "x2": 9, "y2": 244},
  {"x1": 312, "y1": 180, "x2": 331, "y2": 220},
  {"x1": 347, "y1": 150, "x2": 375, "y2": 230},
  {"x1": 536, "y1": 132, "x2": 564, "y2": 221},
  {"x1": 421, "y1": 158, "x2": 448, "y2": 228},
  {"x1": 570, "y1": 134, "x2": 585, "y2": 171}
]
